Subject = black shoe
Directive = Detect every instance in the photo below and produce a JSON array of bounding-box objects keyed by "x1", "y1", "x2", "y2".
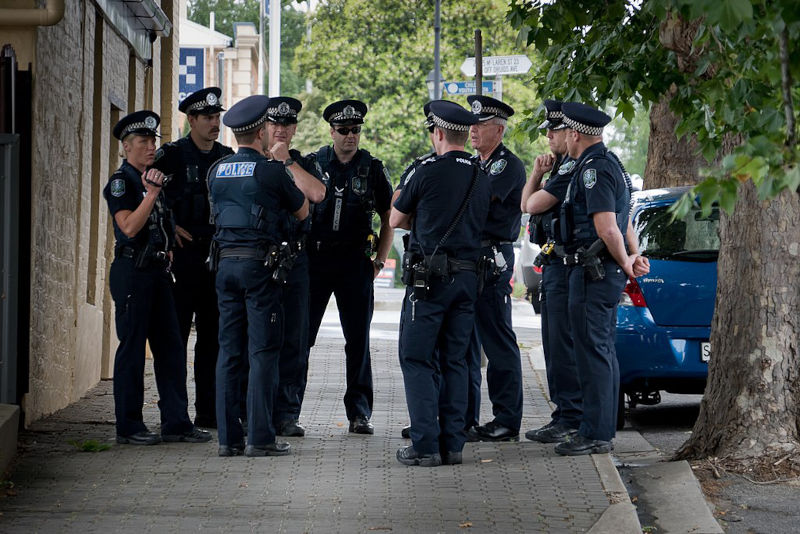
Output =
[
  {"x1": 116, "y1": 430, "x2": 161, "y2": 445},
  {"x1": 554, "y1": 434, "x2": 612, "y2": 456},
  {"x1": 218, "y1": 443, "x2": 245, "y2": 457},
  {"x1": 162, "y1": 426, "x2": 213, "y2": 443},
  {"x1": 525, "y1": 423, "x2": 578, "y2": 443},
  {"x1": 348, "y1": 416, "x2": 374, "y2": 435},
  {"x1": 465, "y1": 426, "x2": 483, "y2": 443},
  {"x1": 441, "y1": 451, "x2": 463, "y2": 465},
  {"x1": 244, "y1": 442, "x2": 291, "y2": 457},
  {"x1": 474, "y1": 420, "x2": 520, "y2": 442},
  {"x1": 401, "y1": 425, "x2": 411, "y2": 439},
  {"x1": 276, "y1": 419, "x2": 305, "y2": 437},
  {"x1": 194, "y1": 415, "x2": 217, "y2": 429},
  {"x1": 396, "y1": 446, "x2": 441, "y2": 467}
]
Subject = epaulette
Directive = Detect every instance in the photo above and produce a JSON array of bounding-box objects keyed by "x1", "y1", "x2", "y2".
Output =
[{"x1": 420, "y1": 154, "x2": 442, "y2": 165}]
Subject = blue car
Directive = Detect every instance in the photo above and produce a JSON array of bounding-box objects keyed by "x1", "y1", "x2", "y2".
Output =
[{"x1": 615, "y1": 187, "x2": 719, "y2": 428}]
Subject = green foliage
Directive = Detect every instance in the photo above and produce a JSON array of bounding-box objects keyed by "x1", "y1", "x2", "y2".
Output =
[
  {"x1": 294, "y1": 0, "x2": 546, "y2": 181},
  {"x1": 606, "y1": 102, "x2": 651, "y2": 178},
  {"x1": 507, "y1": 0, "x2": 800, "y2": 217},
  {"x1": 187, "y1": 0, "x2": 259, "y2": 39},
  {"x1": 68, "y1": 439, "x2": 111, "y2": 452}
]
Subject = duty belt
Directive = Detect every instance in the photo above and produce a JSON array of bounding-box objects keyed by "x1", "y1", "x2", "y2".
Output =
[
  {"x1": 562, "y1": 249, "x2": 611, "y2": 266},
  {"x1": 312, "y1": 239, "x2": 363, "y2": 252},
  {"x1": 218, "y1": 247, "x2": 268, "y2": 260},
  {"x1": 448, "y1": 258, "x2": 477, "y2": 272},
  {"x1": 480, "y1": 240, "x2": 514, "y2": 247},
  {"x1": 115, "y1": 245, "x2": 137, "y2": 259}
]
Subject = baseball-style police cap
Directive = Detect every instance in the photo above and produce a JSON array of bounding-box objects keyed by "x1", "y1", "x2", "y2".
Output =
[
  {"x1": 266, "y1": 96, "x2": 302, "y2": 125},
  {"x1": 427, "y1": 100, "x2": 479, "y2": 131},
  {"x1": 222, "y1": 95, "x2": 270, "y2": 134},
  {"x1": 539, "y1": 99, "x2": 567, "y2": 130},
  {"x1": 113, "y1": 110, "x2": 161, "y2": 140},
  {"x1": 467, "y1": 95, "x2": 514, "y2": 121},
  {"x1": 561, "y1": 102, "x2": 612, "y2": 136},
  {"x1": 323, "y1": 99, "x2": 368, "y2": 125},
  {"x1": 179, "y1": 87, "x2": 225, "y2": 115}
]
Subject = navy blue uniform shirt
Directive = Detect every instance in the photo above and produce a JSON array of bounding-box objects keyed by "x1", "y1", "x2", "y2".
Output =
[
  {"x1": 208, "y1": 147, "x2": 306, "y2": 249},
  {"x1": 282, "y1": 148, "x2": 323, "y2": 242},
  {"x1": 564, "y1": 142, "x2": 630, "y2": 249},
  {"x1": 152, "y1": 135, "x2": 234, "y2": 239},
  {"x1": 393, "y1": 151, "x2": 490, "y2": 262},
  {"x1": 474, "y1": 143, "x2": 526, "y2": 243},
  {"x1": 103, "y1": 160, "x2": 173, "y2": 251}
]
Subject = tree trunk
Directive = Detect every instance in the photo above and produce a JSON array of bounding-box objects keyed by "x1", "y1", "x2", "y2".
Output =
[
  {"x1": 644, "y1": 94, "x2": 705, "y2": 188},
  {"x1": 676, "y1": 184, "x2": 800, "y2": 460}
]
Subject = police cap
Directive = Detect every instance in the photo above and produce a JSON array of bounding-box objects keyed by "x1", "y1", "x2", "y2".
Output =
[
  {"x1": 113, "y1": 110, "x2": 160, "y2": 141},
  {"x1": 539, "y1": 99, "x2": 567, "y2": 130},
  {"x1": 561, "y1": 102, "x2": 611, "y2": 136},
  {"x1": 266, "y1": 96, "x2": 302, "y2": 125},
  {"x1": 179, "y1": 87, "x2": 225, "y2": 115},
  {"x1": 223, "y1": 95, "x2": 270, "y2": 134},
  {"x1": 427, "y1": 100, "x2": 479, "y2": 132},
  {"x1": 323, "y1": 99, "x2": 368, "y2": 125},
  {"x1": 467, "y1": 95, "x2": 514, "y2": 121}
]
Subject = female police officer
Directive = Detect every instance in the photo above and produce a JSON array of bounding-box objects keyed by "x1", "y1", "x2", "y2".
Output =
[{"x1": 103, "y1": 110, "x2": 211, "y2": 446}]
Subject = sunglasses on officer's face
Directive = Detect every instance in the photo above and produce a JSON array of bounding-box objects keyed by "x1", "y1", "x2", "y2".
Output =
[{"x1": 335, "y1": 126, "x2": 361, "y2": 136}]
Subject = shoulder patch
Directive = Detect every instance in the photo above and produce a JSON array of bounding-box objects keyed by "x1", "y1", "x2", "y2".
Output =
[
  {"x1": 403, "y1": 167, "x2": 416, "y2": 187},
  {"x1": 583, "y1": 168, "x2": 597, "y2": 189},
  {"x1": 456, "y1": 157, "x2": 473, "y2": 165},
  {"x1": 383, "y1": 166, "x2": 391, "y2": 182},
  {"x1": 558, "y1": 159, "x2": 577, "y2": 175},
  {"x1": 215, "y1": 162, "x2": 256, "y2": 178},
  {"x1": 110, "y1": 178, "x2": 125, "y2": 197},
  {"x1": 154, "y1": 147, "x2": 165, "y2": 162},
  {"x1": 490, "y1": 159, "x2": 507, "y2": 175}
]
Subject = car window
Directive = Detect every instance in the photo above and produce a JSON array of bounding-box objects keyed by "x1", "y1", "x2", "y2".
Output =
[{"x1": 634, "y1": 205, "x2": 720, "y2": 261}]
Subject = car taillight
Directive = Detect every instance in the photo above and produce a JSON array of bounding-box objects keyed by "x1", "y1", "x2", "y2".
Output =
[{"x1": 619, "y1": 277, "x2": 647, "y2": 307}]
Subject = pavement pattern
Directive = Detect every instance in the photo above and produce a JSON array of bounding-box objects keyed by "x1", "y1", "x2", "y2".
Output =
[{"x1": 0, "y1": 296, "x2": 626, "y2": 533}]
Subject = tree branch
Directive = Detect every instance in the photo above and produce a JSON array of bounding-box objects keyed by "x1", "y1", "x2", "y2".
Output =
[{"x1": 779, "y1": 26, "x2": 796, "y2": 148}]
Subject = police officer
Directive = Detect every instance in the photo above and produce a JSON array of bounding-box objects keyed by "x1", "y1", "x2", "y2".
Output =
[
  {"x1": 520, "y1": 99, "x2": 582, "y2": 443},
  {"x1": 104, "y1": 111, "x2": 212, "y2": 446},
  {"x1": 392, "y1": 100, "x2": 490, "y2": 466},
  {"x1": 151, "y1": 87, "x2": 234, "y2": 429},
  {"x1": 307, "y1": 99, "x2": 394, "y2": 434},
  {"x1": 554, "y1": 102, "x2": 649, "y2": 455},
  {"x1": 464, "y1": 95, "x2": 526, "y2": 442},
  {"x1": 263, "y1": 96, "x2": 326, "y2": 437},
  {"x1": 208, "y1": 96, "x2": 309, "y2": 457}
]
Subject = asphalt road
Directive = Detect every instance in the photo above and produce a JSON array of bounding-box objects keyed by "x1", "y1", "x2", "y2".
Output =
[{"x1": 625, "y1": 393, "x2": 800, "y2": 533}]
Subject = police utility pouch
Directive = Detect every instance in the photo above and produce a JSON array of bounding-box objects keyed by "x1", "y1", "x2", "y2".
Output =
[
  {"x1": 412, "y1": 263, "x2": 430, "y2": 300},
  {"x1": 206, "y1": 241, "x2": 219, "y2": 272}
]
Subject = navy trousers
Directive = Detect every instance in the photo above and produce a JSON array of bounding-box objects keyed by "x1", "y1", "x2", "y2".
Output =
[
  {"x1": 567, "y1": 259, "x2": 627, "y2": 441},
  {"x1": 307, "y1": 247, "x2": 374, "y2": 420},
  {"x1": 541, "y1": 261, "x2": 582, "y2": 428},
  {"x1": 274, "y1": 252, "x2": 310, "y2": 424},
  {"x1": 215, "y1": 258, "x2": 283, "y2": 447},
  {"x1": 171, "y1": 238, "x2": 219, "y2": 423},
  {"x1": 399, "y1": 272, "x2": 477, "y2": 456},
  {"x1": 109, "y1": 257, "x2": 193, "y2": 437},
  {"x1": 467, "y1": 244, "x2": 523, "y2": 432}
]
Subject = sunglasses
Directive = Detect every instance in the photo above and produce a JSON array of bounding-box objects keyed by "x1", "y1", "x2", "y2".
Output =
[{"x1": 335, "y1": 126, "x2": 362, "y2": 135}]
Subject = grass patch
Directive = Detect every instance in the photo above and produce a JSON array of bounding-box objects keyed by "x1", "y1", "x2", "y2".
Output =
[{"x1": 68, "y1": 439, "x2": 111, "y2": 452}]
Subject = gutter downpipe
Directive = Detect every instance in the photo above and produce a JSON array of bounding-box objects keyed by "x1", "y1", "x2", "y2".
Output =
[{"x1": 0, "y1": 0, "x2": 66, "y2": 27}]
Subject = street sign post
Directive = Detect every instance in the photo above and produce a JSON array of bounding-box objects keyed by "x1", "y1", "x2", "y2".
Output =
[
  {"x1": 460, "y1": 55, "x2": 532, "y2": 77},
  {"x1": 443, "y1": 80, "x2": 495, "y2": 96}
]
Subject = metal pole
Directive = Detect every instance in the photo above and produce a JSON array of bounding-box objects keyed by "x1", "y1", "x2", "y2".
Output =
[
  {"x1": 268, "y1": 0, "x2": 281, "y2": 96},
  {"x1": 258, "y1": 0, "x2": 264, "y2": 95},
  {"x1": 433, "y1": 0, "x2": 441, "y2": 100},
  {"x1": 475, "y1": 29, "x2": 482, "y2": 96},
  {"x1": 496, "y1": 74, "x2": 502, "y2": 101}
]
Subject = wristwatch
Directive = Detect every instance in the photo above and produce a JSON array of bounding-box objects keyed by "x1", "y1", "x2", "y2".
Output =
[
  {"x1": 283, "y1": 158, "x2": 295, "y2": 167},
  {"x1": 373, "y1": 259, "x2": 385, "y2": 270}
]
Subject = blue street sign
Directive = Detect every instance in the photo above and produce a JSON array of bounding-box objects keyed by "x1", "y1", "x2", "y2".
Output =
[
  {"x1": 178, "y1": 48, "x2": 205, "y2": 104},
  {"x1": 443, "y1": 80, "x2": 495, "y2": 96}
]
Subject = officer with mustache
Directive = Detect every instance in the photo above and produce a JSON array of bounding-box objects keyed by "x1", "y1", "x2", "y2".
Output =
[{"x1": 151, "y1": 87, "x2": 234, "y2": 429}]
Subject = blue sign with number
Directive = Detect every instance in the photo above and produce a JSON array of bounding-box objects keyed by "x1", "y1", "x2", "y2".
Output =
[{"x1": 179, "y1": 48, "x2": 205, "y2": 104}]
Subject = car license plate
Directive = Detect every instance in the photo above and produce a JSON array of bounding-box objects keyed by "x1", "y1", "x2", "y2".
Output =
[{"x1": 701, "y1": 342, "x2": 711, "y2": 362}]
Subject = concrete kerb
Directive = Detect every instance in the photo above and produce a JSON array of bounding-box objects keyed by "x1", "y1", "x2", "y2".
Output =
[{"x1": 0, "y1": 404, "x2": 20, "y2": 475}]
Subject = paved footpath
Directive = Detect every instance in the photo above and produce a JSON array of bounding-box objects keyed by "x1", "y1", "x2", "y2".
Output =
[{"x1": 0, "y1": 293, "x2": 638, "y2": 533}]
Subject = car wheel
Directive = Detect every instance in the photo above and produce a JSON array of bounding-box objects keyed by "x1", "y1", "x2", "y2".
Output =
[{"x1": 616, "y1": 391, "x2": 626, "y2": 431}]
